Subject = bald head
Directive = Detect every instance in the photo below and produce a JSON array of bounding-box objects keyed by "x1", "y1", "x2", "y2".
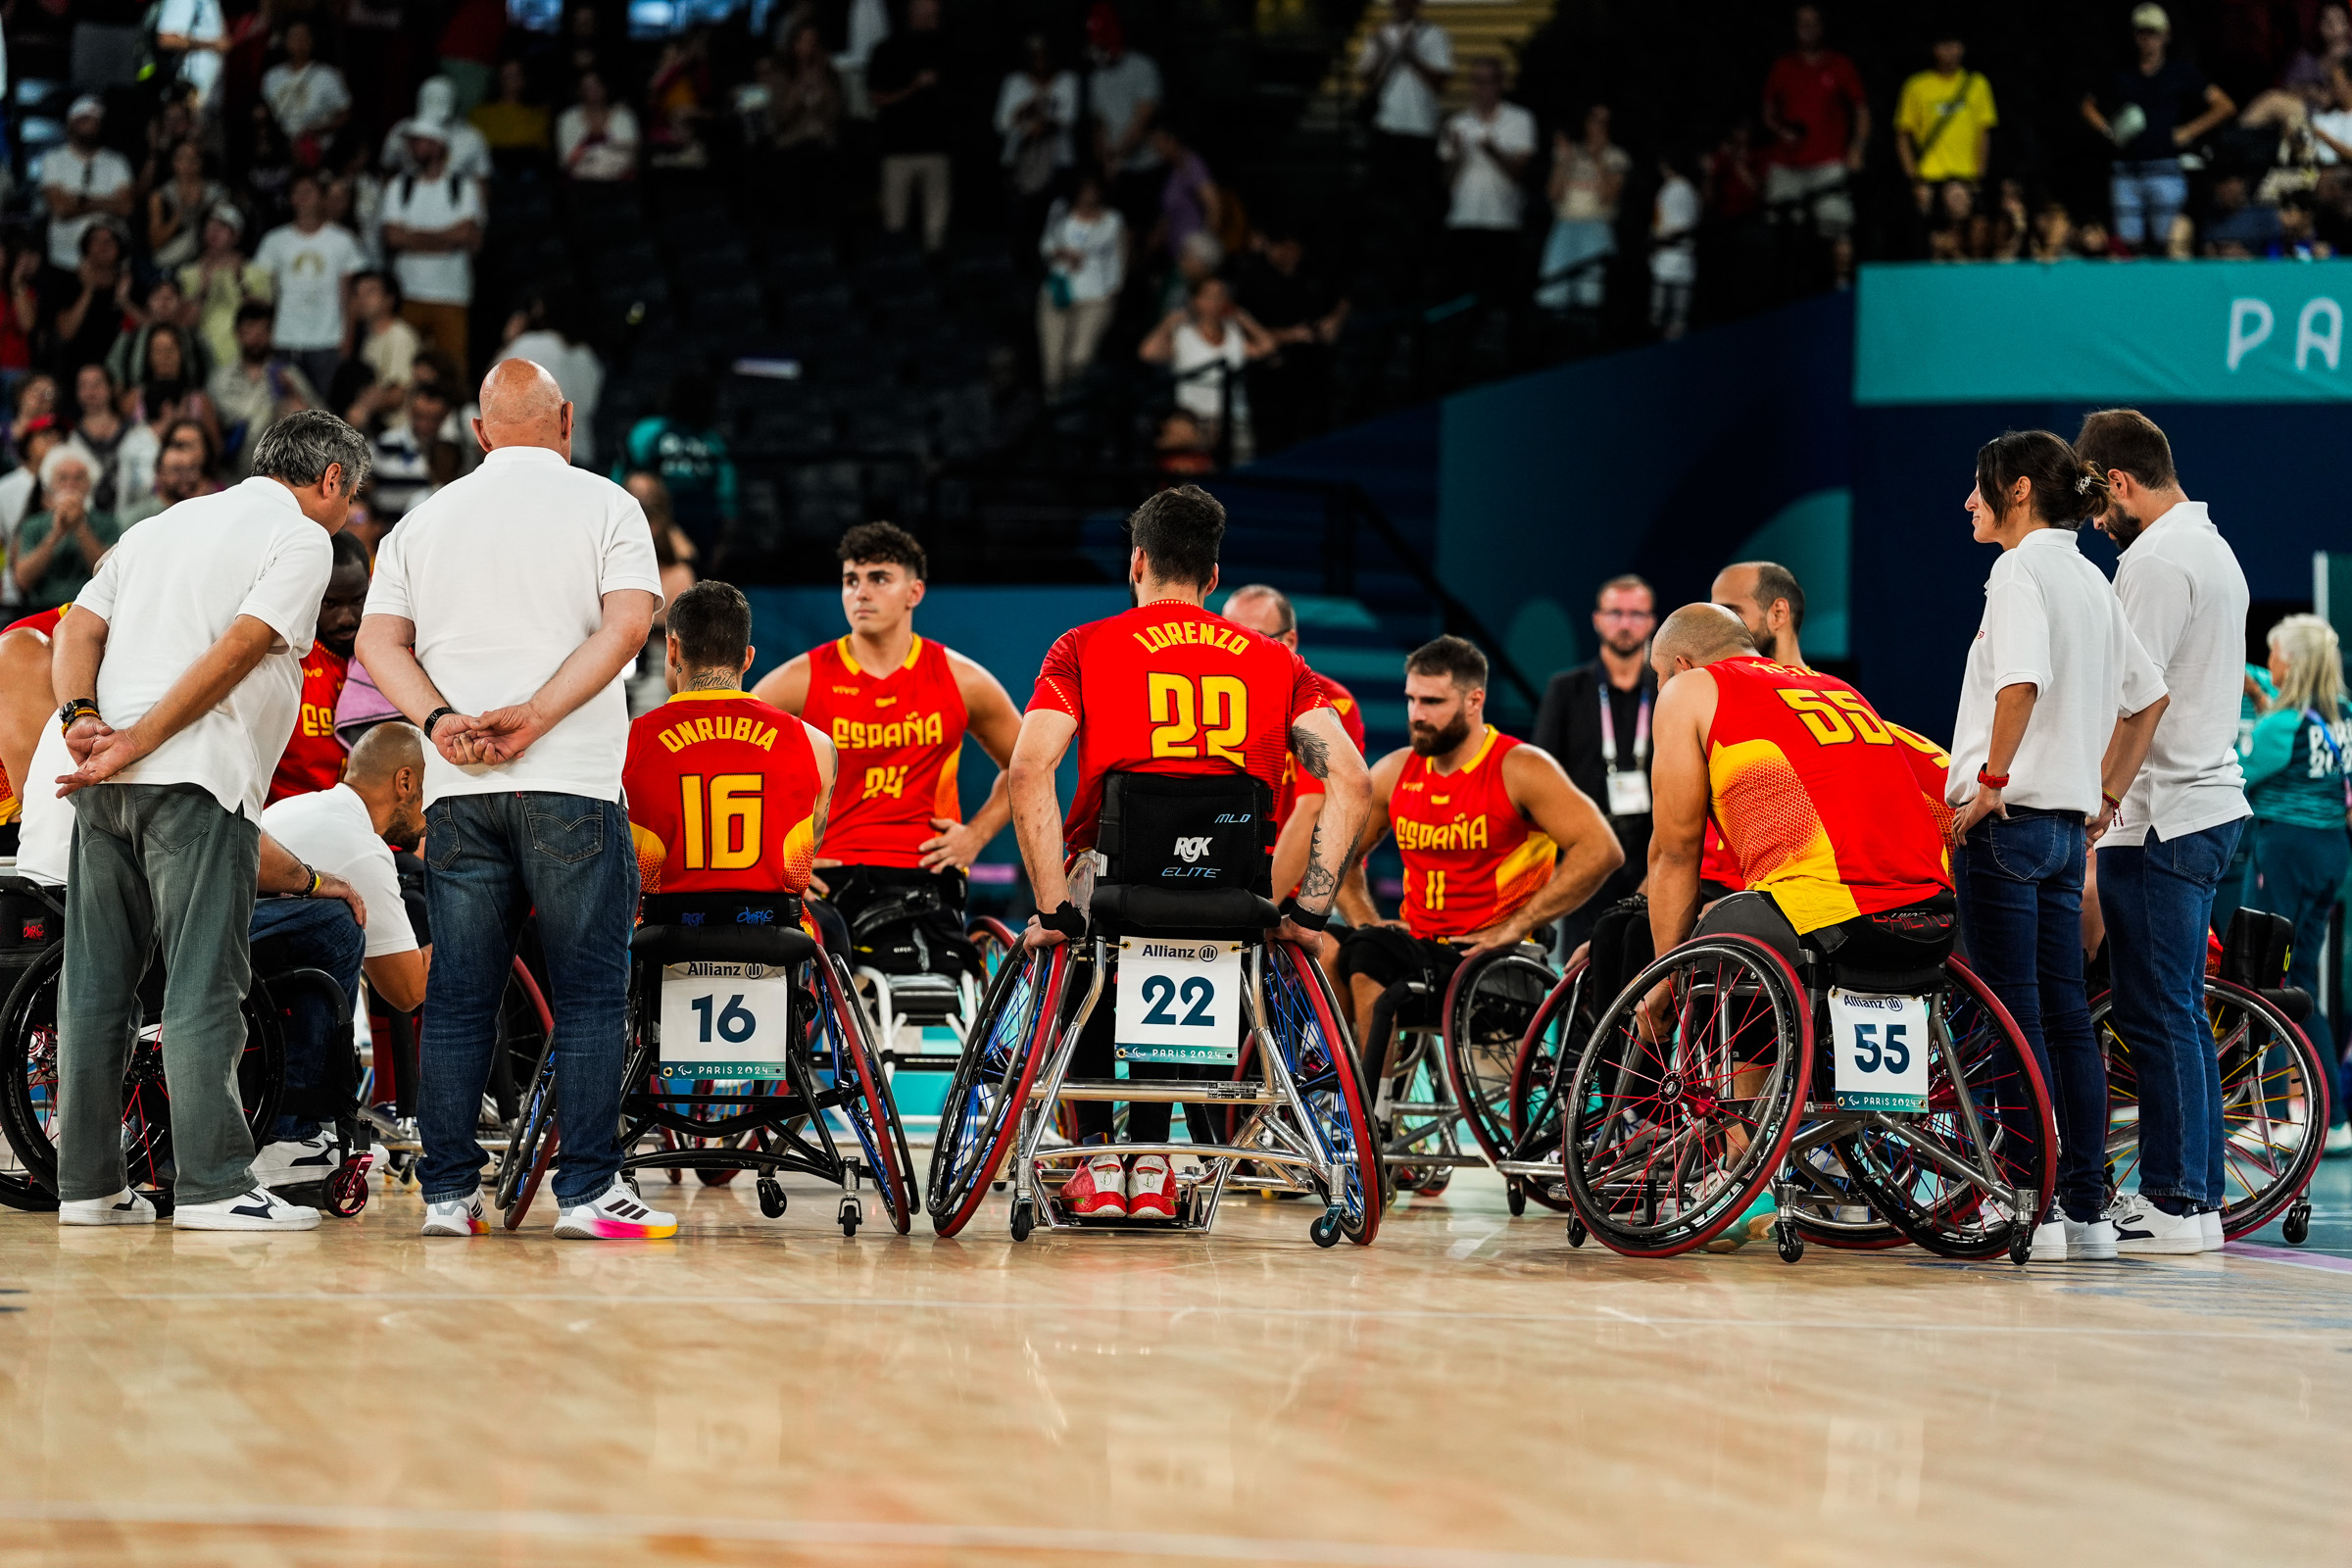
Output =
[
  {"x1": 475, "y1": 358, "x2": 572, "y2": 458},
  {"x1": 1650, "y1": 603, "x2": 1759, "y2": 677},
  {"x1": 346, "y1": 720, "x2": 424, "y2": 788}
]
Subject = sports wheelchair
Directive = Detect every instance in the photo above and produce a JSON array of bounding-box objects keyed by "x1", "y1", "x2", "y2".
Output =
[
  {"x1": 0, "y1": 876, "x2": 369, "y2": 1218},
  {"x1": 492, "y1": 891, "x2": 916, "y2": 1237},
  {"x1": 924, "y1": 773, "x2": 1384, "y2": 1246},
  {"x1": 1342, "y1": 936, "x2": 1559, "y2": 1203},
  {"x1": 2090, "y1": 908, "x2": 2331, "y2": 1246},
  {"x1": 1559, "y1": 896, "x2": 2058, "y2": 1263}
]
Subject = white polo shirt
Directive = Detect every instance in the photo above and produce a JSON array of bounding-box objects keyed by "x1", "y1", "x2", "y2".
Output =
[
  {"x1": 77, "y1": 477, "x2": 333, "y2": 819},
  {"x1": 1947, "y1": 525, "x2": 2167, "y2": 816},
  {"x1": 1356, "y1": 23, "x2": 1452, "y2": 138},
  {"x1": 261, "y1": 783, "x2": 418, "y2": 957},
  {"x1": 2105, "y1": 501, "x2": 2254, "y2": 848},
  {"x1": 365, "y1": 443, "x2": 662, "y2": 806}
]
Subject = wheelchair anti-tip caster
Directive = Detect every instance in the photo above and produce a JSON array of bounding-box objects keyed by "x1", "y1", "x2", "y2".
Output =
[
  {"x1": 1009, "y1": 1196, "x2": 1036, "y2": 1242},
  {"x1": 838, "y1": 1196, "x2": 861, "y2": 1238},
  {"x1": 2283, "y1": 1200, "x2": 2312, "y2": 1246},
  {"x1": 1505, "y1": 1180, "x2": 1527, "y2": 1217},
  {"x1": 1565, "y1": 1216, "x2": 1587, "y2": 1249},
  {"x1": 758, "y1": 1178, "x2": 787, "y2": 1218},
  {"x1": 2008, "y1": 1224, "x2": 2034, "y2": 1265},
  {"x1": 1309, "y1": 1205, "x2": 1345, "y2": 1248},
  {"x1": 1773, "y1": 1219, "x2": 1804, "y2": 1264},
  {"x1": 324, "y1": 1155, "x2": 371, "y2": 1219}
]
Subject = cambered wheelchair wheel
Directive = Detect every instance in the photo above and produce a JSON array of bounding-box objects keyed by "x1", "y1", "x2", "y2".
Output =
[
  {"x1": 1494, "y1": 960, "x2": 1590, "y2": 1214},
  {"x1": 2092, "y1": 977, "x2": 2330, "y2": 1241},
  {"x1": 0, "y1": 943, "x2": 285, "y2": 1210},
  {"x1": 1438, "y1": 943, "x2": 1556, "y2": 1184},
  {"x1": 1827, "y1": 956, "x2": 2053, "y2": 1260},
  {"x1": 493, "y1": 958, "x2": 561, "y2": 1229},
  {"x1": 1257, "y1": 941, "x2": 1384, "y2": 1245},
  {"x1": 1560, "y1": 935, "x2": 1811, "y2": 1257},
  {"x1": 811, "y1": 941, "x2": 916, "y2": 1234},
  {"x1": 926, "y1": 941, "x2": 1068, "y2": 1237},
  {"x1": 967, "y1": 917, "x2": 1020, "y2": 982}
]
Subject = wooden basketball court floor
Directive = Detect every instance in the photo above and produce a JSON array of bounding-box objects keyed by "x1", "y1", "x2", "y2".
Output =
[{"x1": 1, "y1": 1158, "x2": 2346, "y2": 1568}]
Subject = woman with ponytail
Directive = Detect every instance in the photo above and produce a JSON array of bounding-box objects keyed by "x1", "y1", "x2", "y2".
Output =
[{"x1": 1946, "y1": 428, "x2": 2172, "y2": 1261}]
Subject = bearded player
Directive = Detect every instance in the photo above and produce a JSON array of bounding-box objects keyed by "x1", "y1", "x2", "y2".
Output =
[
  {"x1": 1007, "y1": 485, "x2": 1370, "y2": 1221},
  {"x1": 1335, "y1": 636, "x2": 1623, "y2": 1053},
  {"x1": 753, "y1": 522, "x2": 1020, "y2": 976},
  {"x1": 268, "y1": 531, "x2": 372, "y2": 804}
]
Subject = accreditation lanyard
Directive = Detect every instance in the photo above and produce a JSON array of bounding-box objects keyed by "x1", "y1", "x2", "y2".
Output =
[{"x1": 1599, "y1": 684, "x2": 1650, "y2": 773}]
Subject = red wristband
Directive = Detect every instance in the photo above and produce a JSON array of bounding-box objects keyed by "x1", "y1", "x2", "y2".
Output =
[{"x1": 1976, "y1": 766, "x2": 2011, "y2": 790}]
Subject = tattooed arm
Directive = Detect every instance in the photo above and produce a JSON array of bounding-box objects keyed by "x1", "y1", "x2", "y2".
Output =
[{"x1": 1281, "y1": 708, "x2": 1368, "y2": 940}]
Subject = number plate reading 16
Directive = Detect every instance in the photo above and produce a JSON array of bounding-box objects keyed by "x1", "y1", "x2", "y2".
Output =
[
  {"x1": 660, "y1": 962, "x2": 797, "y2": 1078},
  {"x1": 1827, "y1": 987, "x2": 1931, "y2": 1112},
  {"x1": 1114, "y1": 939, "x2": 1243, "y2": 1065}
]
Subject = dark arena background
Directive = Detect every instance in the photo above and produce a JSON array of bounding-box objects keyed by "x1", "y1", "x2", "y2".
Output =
[{"x1": 0, "y1": 0, "x2": 2345, "y2": 1563}]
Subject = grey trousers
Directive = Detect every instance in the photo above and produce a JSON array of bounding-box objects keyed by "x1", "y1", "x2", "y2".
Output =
[{"x1": 58, "y1": 783, "x2": 261, "y2": 1204}]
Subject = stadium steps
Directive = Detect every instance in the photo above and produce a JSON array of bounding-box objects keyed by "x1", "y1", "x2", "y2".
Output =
[{"x1": 1298, "y1": 0, "x2": 1558, "y2": 130}]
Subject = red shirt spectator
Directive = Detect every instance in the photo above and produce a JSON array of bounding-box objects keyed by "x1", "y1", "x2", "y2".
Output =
[{"x1": 1764, "y1": 44, "x2": 1866, "y2": 168}]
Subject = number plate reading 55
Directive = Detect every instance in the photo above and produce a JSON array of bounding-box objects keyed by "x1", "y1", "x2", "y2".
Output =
[
  {"x1": 661, "y1": 962, "x2": 797, "y2": 1078},
  {"x1": 1827, "y1": 987, "x2": 1931, "y2": 1112},
  {"x1": 1114, "y1": 939, "x2": 1242, "y2": 1065}
]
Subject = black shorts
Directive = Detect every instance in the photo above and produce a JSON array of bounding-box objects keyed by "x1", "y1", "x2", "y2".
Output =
[
  {"x1": 817, "y1": 864, "x2": 979, "y2": 978},
  {"x1": 1335, "y1": 924, "x2": 1463, "y2": 994}
]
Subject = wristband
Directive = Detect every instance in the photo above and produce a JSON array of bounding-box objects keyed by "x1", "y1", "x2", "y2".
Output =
[
  {"x1": 298, "y1": 861, "x2": 320, "y2": 899},
  {"x1": 1976, "y1": 766, "x2": 2011, "y2": 790},
  {"x1": 1039, "y1": 901, "x2": 1087, "y2": 938},
  {"x1": 1277, "y1": 897, "x2": 1331, "y2": 933},
  {"x1": 422, "y1": 707, "x2": 459, "y2": 740},
  {"x1": 56, "y1": 698, "x2": 99, "y2": 736}
]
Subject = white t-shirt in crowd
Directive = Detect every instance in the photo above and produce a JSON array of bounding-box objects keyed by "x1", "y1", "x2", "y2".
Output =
[
  {"x1": 1357, "y1": 22, "x2": 1453, "y2": 138},
  {"x1": 255, "y1": 220, "x2": 368, "y2": 350},
  {"x1": 365, "y1": 445, "x2": 662, "y2": 805},
  {"x1": 1171, "y1": 318, "x2": 1250, "y2": 422},
  {"x1": 16, "y1": 722, "x2": 74, "y2": 886},
  {"x1": 2106, "y1": 500, "x2": 2253, "y2": 847},
  {"x1": 1946, "y1": 526, "x2": 2166, "y2": 817},
  {"x1": 156, "y1": 0, "x2": 227, "y2": 108},
  {"x1": 1087, "y1": 53, "x2": 1164, "y2": 172},
  {"x1": 1445, "y1": 103, "x2": 1537, "y2": 229},
  {"x1": 380, "y1": 172, "x2": 485, "y2": 306},
  {"x1": 1650, "y1": 175, "x2": 1701, "y2": 285},
  {"x1": 995, "y1": 70, "x2": 1079, "y2": 168},
  {"x1": 555, "y1": 105, "x2": 641, "y2": 182},
  {"x1": 260, "y1": 783, "x2": 418, "y2": 957},
  {"x1": 78, "y1": 477, "x2": 333, "y2": 819},
  {"x1": 261, "y1": 60, "x2": 353, "y2": 138},
  {"x1": 1040, "y1": 204, "x2": 1125, "y2": 304},
  {"x1": 494, "y1": 334, "x2": 605, "y2": 466},
  {"x1": 2315, "y1": 107, "x2": 2352, "y2": 165},
  {"x1": 37, "y1": 145, "x2": 135, "y2": 269}
]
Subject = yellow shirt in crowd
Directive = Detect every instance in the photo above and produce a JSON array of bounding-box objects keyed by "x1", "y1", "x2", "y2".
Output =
[{"x1": 1896, "y1": 69, "x2": 1998, "y2": 183}]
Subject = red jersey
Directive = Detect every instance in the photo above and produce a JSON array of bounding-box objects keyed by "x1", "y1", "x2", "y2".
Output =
[
  {"x1": 1393, "y1": 728, "x2": 1555, "y2": 940},
  {"x1": 1278, "y1": 671, "x2": 1366, "y2": 821},
  {"x1": 796, "y1": 635, "x2": 968, "y2": 869},
  {"x1": 0, "y1": 605, "x2": 67, "y2": 827},
  {"x1": 1029, "y1": 599, "x2": 1326, "y2": 853},
  {"x1": 1697, "y1": 720, "x2": 1953, "y2": 893},
  {"x1": 1764, "y1": 49, "x2": 1866, "y2": 167},
  {"x1": 624, "y1": 691, "x2": 822, "y2": 897},
  {"x1": 267, "y1": 646, "x2": 350, "y2": 805},
  {"x1": 1703, "y1": 657, "x2": 1950, "y2": 935}
]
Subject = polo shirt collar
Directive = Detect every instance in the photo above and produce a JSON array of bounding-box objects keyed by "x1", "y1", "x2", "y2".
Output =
[
  {"x1": 2142, "y1": 499, "x2": 2211, "y2": 538},
  {"x1": 2019, "y1": 525, "x2": 2082, "y2": 553},
  {"x1": 236, "y1": 474, "x2": 304, "y2": 515},
  {"x1": 479, "y1": 444, "x2": 569, "y2": 467}
]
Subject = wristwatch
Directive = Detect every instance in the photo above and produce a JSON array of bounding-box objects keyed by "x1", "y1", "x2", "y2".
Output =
[
  {"x1": 56, "y1": 698, "x2": 99, "y2": 736},
  {"x1": 422, "y1": 706, "x2": 459, "y2": 739}
]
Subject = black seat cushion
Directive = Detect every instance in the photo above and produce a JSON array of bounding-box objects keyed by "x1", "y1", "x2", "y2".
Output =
[
  {"x1": 632, "y1": 924, "x2": 818, "y2": 967},
  {"x1": 1090, "y1": 883, "x2": 1279, "y2": 935}
]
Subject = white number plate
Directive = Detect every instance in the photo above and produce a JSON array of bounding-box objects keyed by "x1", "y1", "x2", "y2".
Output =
[
  {"x1": 660, "y1": 963, "x2": 797, "y2": 1078},
  {"x1": 1114, "y1": 939, "x2": 1243, "y2": 1065},
  {"x1": 1604, "y1": 769, "x2": 1652, "y2": 816},
  {"x1": 1828, "y1": 988, "x2": 1931, "y2": 1112}
]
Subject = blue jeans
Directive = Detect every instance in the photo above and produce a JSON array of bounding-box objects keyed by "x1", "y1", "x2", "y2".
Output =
[
  {"x1": 416, "y1": 792, "x2": 638, "y2": 1206},
  {"x1": 1953, "y1": 809, "x2": 2106, "y2": 1221},
  {"x1": 2098, "y1": 819, "x2": 2246, "y2": 1209},
  {"x1": 249, "y1": 896, "x2": 366, "y2": 1142},
  {"x1": 2247, "y1": 818, "x2": 2352, "y2": 1124},
  {"x1": 2111, "y1": 158, "x2": 2186, "y2": 249}
]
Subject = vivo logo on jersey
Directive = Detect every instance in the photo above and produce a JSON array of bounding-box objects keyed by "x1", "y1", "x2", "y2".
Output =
[
  {"x1": 659, "y1": 714, "x2": 783, "y2": 754},
  {"x1": 1396, "y1": 813, "x2": 1490, "y2": 852},
  {"x1": 832, "y1": 711, "x2": 947, "y2": 752},
  {"x1": 1172, "y1": 835, "x2": 1213, "y2": 861}
]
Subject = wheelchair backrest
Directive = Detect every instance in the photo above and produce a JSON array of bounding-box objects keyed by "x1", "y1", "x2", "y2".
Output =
[{"x1": 1097, "y1": 770, "x2": 1274, "y2": 895}]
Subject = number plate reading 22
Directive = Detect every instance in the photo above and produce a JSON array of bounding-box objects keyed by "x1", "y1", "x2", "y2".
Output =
[
  {"x1": 661, "y1": 962, "x2": 797, "y2": 1078},
  {"x1": 1113, "y1": 939, "x2": 1243, "y2": 1065},
  {"x1": 1827, "y1": 987, "x2": 1931, "y2": 1113}
]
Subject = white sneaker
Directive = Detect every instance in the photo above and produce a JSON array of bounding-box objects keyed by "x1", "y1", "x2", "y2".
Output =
[
  {"x1": 172, "y1": 1187, "x2": 321, "y2": 1232},
  {"x1": 58, "y1": 1187, "x2": 156, "y2": 1226},
  {"x1": 2065, "y1": 1217, "x2": 2119, "y2": 1260},
  {"x1": 553, "y1": 1179, "x2": 677, "y2": 1240},
  {"x1": 2200, "y1": 1209, "x2": 2226, "y2": 1251},
  {"x1": 2028, "y1": 1219, "x2": 2069, "y2": 1261},
  {"x1": 420, "y1": 1190, "x2": 490, "y2": 1237},
  {"x1": 252, "y1": 1132, "x2": 337, "y2": 1190},
  {"x1": 2325, "y1": 1123, "x2": 2352, "y2": 1157},
  {"x1": 2108, "y1": 1196, "x2": 2203, "y2": 1255}
]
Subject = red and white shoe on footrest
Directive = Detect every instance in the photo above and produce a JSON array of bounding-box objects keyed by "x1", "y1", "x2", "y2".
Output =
[
  {"x1": 1126, "y1": 1154, "x2": 1177, "y2": 1220},
  {"x1": 1062, "y1": 1152, "x2": 1128, "y2": 1217}
]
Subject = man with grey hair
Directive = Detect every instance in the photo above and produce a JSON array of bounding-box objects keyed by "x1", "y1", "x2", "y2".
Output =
[
  {"x1": 358, "y1": 359, "x2": 666, "y2": 1241},
  {"x1": 47, "y1": 407, "x2": 368, "y2": 1232}
]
